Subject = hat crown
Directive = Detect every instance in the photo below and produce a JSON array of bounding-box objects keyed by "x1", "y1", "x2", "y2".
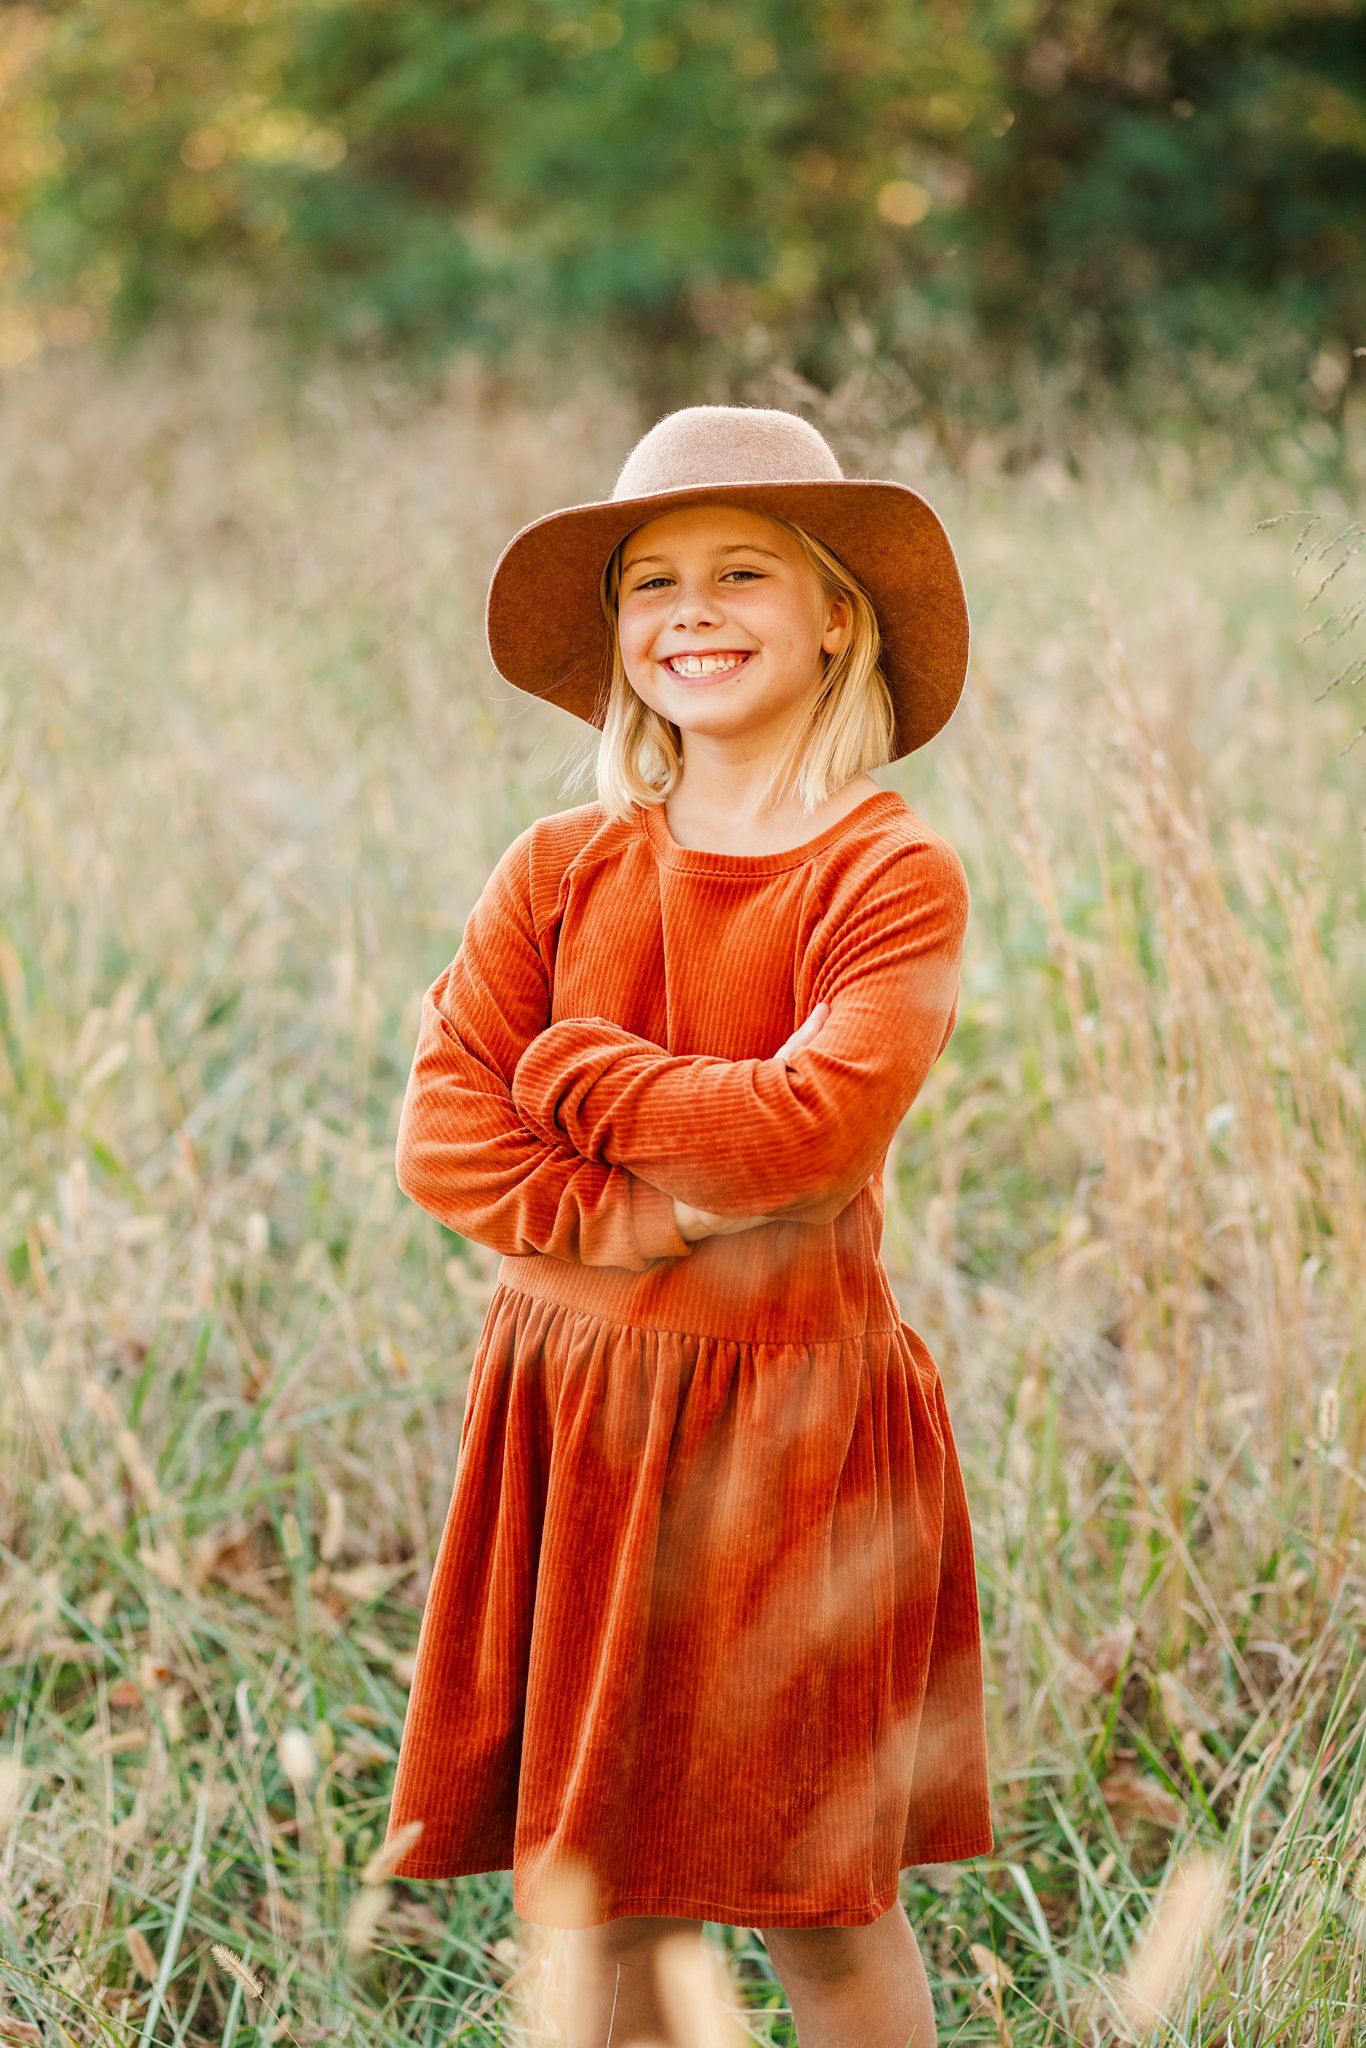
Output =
[{"x1": 612, "y1": 404, "x2": 845, "y2": 501}]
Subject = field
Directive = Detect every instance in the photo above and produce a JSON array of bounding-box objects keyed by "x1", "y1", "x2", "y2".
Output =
[{"x1": 1, "y1": 329, "x2": 1363, "y2": 2045}]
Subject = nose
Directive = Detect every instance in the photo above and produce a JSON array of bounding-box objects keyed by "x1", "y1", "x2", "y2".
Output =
[{"x1": 668, "y1": 581, "x2": 722, "y2": 632}]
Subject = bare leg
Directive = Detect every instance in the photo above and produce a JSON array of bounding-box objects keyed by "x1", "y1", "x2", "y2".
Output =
[
  {"x1": 760, "y1": 1902, "x2": 937, "y2": 2048},
  {"x1": 564, "y1": 1915, "x2": 705, "y2": 2047}
]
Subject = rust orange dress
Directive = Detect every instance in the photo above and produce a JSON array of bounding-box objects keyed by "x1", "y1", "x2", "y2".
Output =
[{"x1": 383, "y1": 787, "x2": 993, "y2": 1928}]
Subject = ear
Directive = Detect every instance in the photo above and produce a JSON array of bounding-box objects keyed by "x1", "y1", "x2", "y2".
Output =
[{"x1": 821, "y1": 590, "x2": 852, "y2": 657}]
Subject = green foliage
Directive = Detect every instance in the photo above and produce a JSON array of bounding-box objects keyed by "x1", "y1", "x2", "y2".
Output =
[{"x1": 3, "y1": 0, "x2": 1365, "y2": 386}]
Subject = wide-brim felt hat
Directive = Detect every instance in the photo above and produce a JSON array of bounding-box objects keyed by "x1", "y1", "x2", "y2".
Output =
[{"x1": 485, "y1": 403, "x2": 969, "y2": 759}]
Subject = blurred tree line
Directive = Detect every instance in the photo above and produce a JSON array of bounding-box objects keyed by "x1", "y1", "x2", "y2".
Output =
[{"x1": 1, "y1": 0, "x2": 1363, "y2": 410}]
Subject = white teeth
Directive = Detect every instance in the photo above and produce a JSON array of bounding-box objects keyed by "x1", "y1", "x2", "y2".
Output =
[{"x1": 667, "y1": 653, "x2": 746, "y2": 677}]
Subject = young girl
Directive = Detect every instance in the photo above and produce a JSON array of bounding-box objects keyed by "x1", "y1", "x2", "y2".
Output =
[{"x1": 383, "y1": 404, "x2": 993, "y2": 2048}]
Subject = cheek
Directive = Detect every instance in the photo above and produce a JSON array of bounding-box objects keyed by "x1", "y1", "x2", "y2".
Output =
[
  {"x1": 749, "y1": 591, "x2": 823, "y2": 661},
  {"x1": 736, "y1": 576, "x2": 807, "y2": 628},
  {"x1": 616, "y1": 607, "x2": 657, "y2": 671}
]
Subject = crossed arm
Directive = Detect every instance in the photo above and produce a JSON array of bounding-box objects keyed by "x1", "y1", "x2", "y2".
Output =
[
  {"x1": 510, "y1": 841, "x2": 969, "y2": 1225},
  {"x1": 395, "y1": 829, "x2": 968, "y2": 1265},
  {"x1": 394, "y1": 828, "x2": 693, "y2": 1269}
]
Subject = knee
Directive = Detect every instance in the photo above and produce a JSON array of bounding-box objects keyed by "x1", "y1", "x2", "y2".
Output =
[
  {"x1": 761, "y1": 1923, "x2": 868, "y2": 1986},
  {"x1": 589, "y1": 1914, "x2": 701, "y2": 1963}
]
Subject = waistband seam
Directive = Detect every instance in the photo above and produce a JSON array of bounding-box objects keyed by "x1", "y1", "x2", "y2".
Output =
[{"x1": 489, "y1": 1273, "x2": 903, "y2": 1347}]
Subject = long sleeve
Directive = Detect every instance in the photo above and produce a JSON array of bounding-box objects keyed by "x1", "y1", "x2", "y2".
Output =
[
  {"x1": 511, "y1": 839, "x2": 968, "y2": 1221},
  {"x1": 395, "y1": 827, "x2": 693, "y2": 1268}
]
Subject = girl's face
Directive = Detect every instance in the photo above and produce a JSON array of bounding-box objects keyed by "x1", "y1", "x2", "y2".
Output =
[{"x1": 615, "y1": 503, "x2": 849, "y2": 748}]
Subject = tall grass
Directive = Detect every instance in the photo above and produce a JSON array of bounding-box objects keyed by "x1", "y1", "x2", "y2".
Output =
[{"x1": 1, "y1": 328, "x2": 1363, "y2": 2045}]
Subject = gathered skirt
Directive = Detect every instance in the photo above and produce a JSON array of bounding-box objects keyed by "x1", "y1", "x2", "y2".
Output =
[{"x1": 383, "y1": 1281, "x2": 993, "y2": 1927}]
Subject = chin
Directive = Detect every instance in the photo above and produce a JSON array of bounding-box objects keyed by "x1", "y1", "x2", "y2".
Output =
[{"x1": 669, "y1": 705, "x2": 760, "y2": 739}]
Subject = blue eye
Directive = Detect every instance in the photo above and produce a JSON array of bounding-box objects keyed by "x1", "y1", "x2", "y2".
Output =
[{"x1": 628, "y1": 567, "x2": 762, "y2": 592}]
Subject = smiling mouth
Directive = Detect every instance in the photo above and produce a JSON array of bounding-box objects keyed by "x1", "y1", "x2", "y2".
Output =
[{"x1": 663, "y1": 651, "x2": 753, "y2": 679}]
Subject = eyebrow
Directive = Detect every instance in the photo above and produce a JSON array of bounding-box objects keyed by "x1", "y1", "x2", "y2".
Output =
[{"x1": 621, "y1": 543, "x2": 786, "y2": 573}]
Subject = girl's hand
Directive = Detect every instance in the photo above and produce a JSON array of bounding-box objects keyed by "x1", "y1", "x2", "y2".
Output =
[
  {"x1": 671, "y1": 1197, "x2": 779, "y2": 1243},
  {"x1": 670, "y1": 1002, "x2": 830, "y2": 1245},
  {"x1": 772, "y1": 999, "x2": 829, "y2": 1066}
]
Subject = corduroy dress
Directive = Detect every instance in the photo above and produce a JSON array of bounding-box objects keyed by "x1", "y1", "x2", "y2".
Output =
[{"x1": 383, "y1": 786, "x2": 993, "y2": 1929}]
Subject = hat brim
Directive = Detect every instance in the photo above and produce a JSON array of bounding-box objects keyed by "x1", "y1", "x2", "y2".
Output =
[{"x1": 484, "y1": 478, "x2": 969, "y2": 760}]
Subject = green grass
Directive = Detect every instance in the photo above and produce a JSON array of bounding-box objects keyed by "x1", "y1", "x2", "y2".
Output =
[{"x1": 1, "y1": 328, "x2": 1363, "y2": 2045}]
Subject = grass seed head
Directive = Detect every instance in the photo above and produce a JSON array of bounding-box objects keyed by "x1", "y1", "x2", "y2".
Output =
[
  {"x1": 361, "y1": 1817, "x2": 423, "y2": 1885},
  {"x1": 116, "y1": 1428, "x2": 164, "y2": 1510},
  {"x1": 1115, "y1": 1849, "x2": 1225, "y2": 2031},
  {"x1": 211, "y1": 1943, "x2": 264, "y2": 1999},
  {"x1": 320, "y1": 1487, "x2": 345, "y2": 1563},
  {"x1": 342, "y1": 1882, "x2": 390, "y2": 1958},
  {"x1": 654, "y1": 1932, "x2": 747, "y2": 2048},
  {"x1": 57, "y1": 1471, "x2": 94, "y2": 1516},
  {"x1": 125, "y1": 1928, "x2": 158, "y2": 1982},
  {"x1": 1316, "y1": 1385, "x2": 1339, "y2": 1445},
  {"x1": 277, "y1": 1725, "x2": 318, "y2": 1788},
  {"x1": 0, "y1": 1756, "x2": 22, "y2": 1837}
]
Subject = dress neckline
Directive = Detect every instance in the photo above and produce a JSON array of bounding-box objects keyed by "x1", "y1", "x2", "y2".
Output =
[{"x1": 638, "y1": 787, "x2": 906, "y2": 875}]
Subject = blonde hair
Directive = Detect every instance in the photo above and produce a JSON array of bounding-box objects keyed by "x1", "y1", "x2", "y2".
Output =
[{"x1": 557, "y1": 513, "x2": 897, "y2": 822}]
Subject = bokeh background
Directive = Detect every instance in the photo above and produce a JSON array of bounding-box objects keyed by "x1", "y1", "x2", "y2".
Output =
[
  {"x1": 1, "y1": 4, "x2": 1364, "y2": 2044},
  {"x1": 4, "y1": 0, "x2": 1366, "y2": 432}
]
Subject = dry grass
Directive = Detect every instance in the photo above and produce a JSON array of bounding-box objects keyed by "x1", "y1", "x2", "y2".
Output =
[{"x1": 0, "y1": 326, "x2": 1363, "y2": 2045}]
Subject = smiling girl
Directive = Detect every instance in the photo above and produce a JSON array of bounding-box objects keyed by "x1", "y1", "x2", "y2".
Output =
[{"x1": 383, "y1": 406, "x2": 993, "y2": 2046}]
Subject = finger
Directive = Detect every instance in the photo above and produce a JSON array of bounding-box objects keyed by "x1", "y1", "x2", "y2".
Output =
[
  {"x1": 774, "y1": 1001, "x2": 829, "y2": 1063},
  {"x1": 790, "y1": 1001, "x2": 830, "y2": 1047},
  {"x1": 692, "y1": 1210, "x2": 766, "y2": 1237}
]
